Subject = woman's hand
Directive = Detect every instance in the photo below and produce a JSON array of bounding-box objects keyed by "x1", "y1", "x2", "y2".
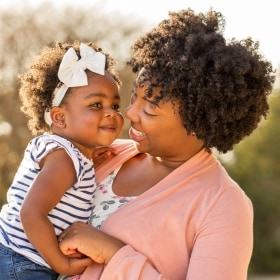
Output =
[
  {"x1": 59, "y1": 222, "x2": 125, "y2": 264},
  {"x1": 92, "y1": 146, "x2": 118, "y2": 168}
]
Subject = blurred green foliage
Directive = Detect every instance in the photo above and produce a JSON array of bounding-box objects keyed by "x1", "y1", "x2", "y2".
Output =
[
  {"x1": 221, "y1": 90, "x2": 280, "y2": 274},
  {"x1": 0, "y1": 0, "x2": 280, "y2": 275}
]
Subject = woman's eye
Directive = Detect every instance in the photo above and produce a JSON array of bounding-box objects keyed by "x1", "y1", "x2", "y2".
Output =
[
  {"x1": 143, "y1": 108, "x2": 157, "y2": 116},
  {"x1": 143, "y1": 102, "x2": 157, "y2": 116}
]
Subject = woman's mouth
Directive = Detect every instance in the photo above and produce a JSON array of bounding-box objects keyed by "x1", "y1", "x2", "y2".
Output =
[{"x1": 129, "y1": 127, "x2": 147, "y2": 142}]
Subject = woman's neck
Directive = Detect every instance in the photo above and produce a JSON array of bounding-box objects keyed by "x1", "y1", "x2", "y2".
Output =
[{"x1": 152, "y1": 143, "x2": 205, "y2": 170}]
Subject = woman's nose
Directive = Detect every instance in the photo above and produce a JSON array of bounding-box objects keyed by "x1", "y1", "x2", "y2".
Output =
[{"x1": 124, "y1": 103, "x2": 137, "y2": 121}]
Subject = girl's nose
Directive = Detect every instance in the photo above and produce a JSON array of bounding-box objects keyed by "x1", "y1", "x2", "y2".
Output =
[{"x1": 104, "y1": 109, "x2": 116, "y2": 118}]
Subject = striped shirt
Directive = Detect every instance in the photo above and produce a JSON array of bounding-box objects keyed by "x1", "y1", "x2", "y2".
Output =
[{"x1": 0, "y1": 134, "x2": 96, "y2": 268}]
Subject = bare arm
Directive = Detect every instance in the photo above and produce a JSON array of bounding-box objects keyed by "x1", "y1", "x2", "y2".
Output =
[
  {"x1": 20, "y1": 149, "x2": 92, "y2": 275},
  {"x1": 59, "y1": 221, "x2": 125, "y2": 264}
]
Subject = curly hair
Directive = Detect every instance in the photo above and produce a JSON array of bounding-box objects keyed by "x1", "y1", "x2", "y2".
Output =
[
  {"x1": 128, "y1": 8, "x2": 275, "y2": 153},
  {"x1": 19, "y1": 41, "x2": 121, "y2": 136}
]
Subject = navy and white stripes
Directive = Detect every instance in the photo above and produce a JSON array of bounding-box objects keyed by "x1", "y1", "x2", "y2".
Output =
[{"x1": 0, "y1": 134, "x2": 96, "y2": 267}]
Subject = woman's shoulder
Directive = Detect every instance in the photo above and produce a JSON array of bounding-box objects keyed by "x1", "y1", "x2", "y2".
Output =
[
  {"x1": 95, "y1": 139, "x2": 139, "y2": 183},
  {"x1": 110, "y1": 138, "x2": 136, "y2": 153}
]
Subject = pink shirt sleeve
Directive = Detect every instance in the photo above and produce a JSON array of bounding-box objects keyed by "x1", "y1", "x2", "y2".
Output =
[
  {"x1": 80, "y1": 144, "x2": 253, "y2": 280},
  {"x1": 186, "y1": 187, "x2": 253, "y2": 280},
  {"x1": 81, "y1": 187, "x2": 253, "y2": 280}
]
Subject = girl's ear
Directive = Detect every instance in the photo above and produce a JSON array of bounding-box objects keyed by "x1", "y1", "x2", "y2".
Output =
[{"x1": 50, "y1": 107, "x2": 65, "y2": 128}]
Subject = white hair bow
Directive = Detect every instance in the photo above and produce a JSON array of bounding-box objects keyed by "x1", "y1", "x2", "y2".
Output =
[{"x1": 44, "y1": 43, "x2": 106, "y2": 126}]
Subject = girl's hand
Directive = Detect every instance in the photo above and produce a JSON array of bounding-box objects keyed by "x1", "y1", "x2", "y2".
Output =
[
  {"x1": 92, "y1": 147, "x2": 118, "y2": 168},
  {"x1": 58, "y1": 255, "x2": 93, "y2": 276},
  {"x1": 58, "y1": 222, "x2": 125, "y2": 264}
]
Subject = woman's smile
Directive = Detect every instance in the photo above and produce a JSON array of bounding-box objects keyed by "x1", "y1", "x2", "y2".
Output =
[{"x1": 129, "y1": 126, "x2": 147, "y2": 142}]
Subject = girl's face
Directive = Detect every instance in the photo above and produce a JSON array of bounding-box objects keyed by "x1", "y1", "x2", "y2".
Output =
[
  {"x1": 125, "y1": 82, "x2": 203, "y2": 162},
  {"x1": 55, "y1": 72, "x2": 124, "y2": 158}
]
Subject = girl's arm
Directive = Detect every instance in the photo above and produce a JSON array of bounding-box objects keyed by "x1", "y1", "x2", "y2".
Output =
[
  {"x1": 58, "y1": 221, "x2": 125, "y2": 265},
  {"x1": 20, "y1": 148, "x2": 92, "y2": 275}
]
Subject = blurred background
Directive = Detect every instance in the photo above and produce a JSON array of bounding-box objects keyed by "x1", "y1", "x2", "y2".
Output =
[{"x1": 0, "y1": 0, "x2": 279, "y2": 278}]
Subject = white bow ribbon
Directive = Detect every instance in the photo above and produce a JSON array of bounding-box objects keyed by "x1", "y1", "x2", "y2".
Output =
[
  {"x1": 58, "y1": 43, "x2": 105, "y2": 87},
  {"x1": 44, "y1": 43, "x2": 106, "y2": 126}
]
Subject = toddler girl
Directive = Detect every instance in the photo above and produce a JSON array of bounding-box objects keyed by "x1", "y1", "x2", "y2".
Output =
[{"x1": 0, "y1": 41, "x2": 124, "y2": 279}]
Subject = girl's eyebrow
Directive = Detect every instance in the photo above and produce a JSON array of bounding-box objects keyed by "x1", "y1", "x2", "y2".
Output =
[{"x1": 84, "y1": 92, "x2": 121, "y2": 100}]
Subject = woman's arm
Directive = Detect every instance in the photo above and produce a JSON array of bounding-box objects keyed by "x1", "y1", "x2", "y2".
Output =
[
  {"x1": 80, "y1": 188, "x2": 253, "y2": 280},
  {"x1": 58, "y1": 179, "x2": 253, "y2": 280},
  {"x1": 186, "y1": 188, "x2": 253, "y2": 280},
  {"x1": 59, "y1": 222, "x2": 171, "y2": 280}
]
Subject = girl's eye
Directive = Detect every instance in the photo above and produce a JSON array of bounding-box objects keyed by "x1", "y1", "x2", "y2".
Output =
[
  {"x1": 90, "y1": 102, "x2": 121, "y2": 112},
  {"x1": 90, "y1": 103, "x2": 102, "y2": 109},
  {"x1": 112, "y1": 104, "x2": 121, "y2": 111}
]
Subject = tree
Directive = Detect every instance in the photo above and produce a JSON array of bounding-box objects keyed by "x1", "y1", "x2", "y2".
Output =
[
  {"x1": 222, "y1": 87, "x2": 280, "y2": 274},
  {"x1": 0, "y1": 1, "x2": 148, "y2": 202},
  {"x1": 1, "y1": 1, "x2": 280, "y2": 274}
]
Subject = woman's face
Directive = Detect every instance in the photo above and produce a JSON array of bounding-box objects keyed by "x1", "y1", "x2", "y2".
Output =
[{"x1": 125, "y1": 82, "x2": 201, "y2": 161}]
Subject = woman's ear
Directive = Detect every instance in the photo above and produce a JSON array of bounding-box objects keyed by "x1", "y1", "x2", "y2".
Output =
[{"x1": 50, "y1": 107, "x2": 65, "y2": 128}]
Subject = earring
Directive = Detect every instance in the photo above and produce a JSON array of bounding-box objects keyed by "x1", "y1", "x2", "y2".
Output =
[
  {"x1": 191, "y1": 132, "x2": 196, "y2": 136},
  {"x1": 58, "y1": 120, "x2": 65, "y2": 127}
]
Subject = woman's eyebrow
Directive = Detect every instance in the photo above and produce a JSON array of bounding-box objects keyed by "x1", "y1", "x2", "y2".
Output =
[{"x1": 143, "y1": 96, "x2": 160, "y2": 107}]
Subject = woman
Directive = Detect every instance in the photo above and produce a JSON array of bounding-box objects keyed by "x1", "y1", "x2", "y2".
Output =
[{"x1": 58, "y1": 8, "x2": 275, "y2": 280}]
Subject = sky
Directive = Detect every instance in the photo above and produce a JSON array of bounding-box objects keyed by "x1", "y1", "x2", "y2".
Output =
[
  {"x1": 1, "y1": 0, "x2": 279, "y2": 69},
  {"x1": 104, "y1": 0, "x2": 280, "y2": 68}
]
